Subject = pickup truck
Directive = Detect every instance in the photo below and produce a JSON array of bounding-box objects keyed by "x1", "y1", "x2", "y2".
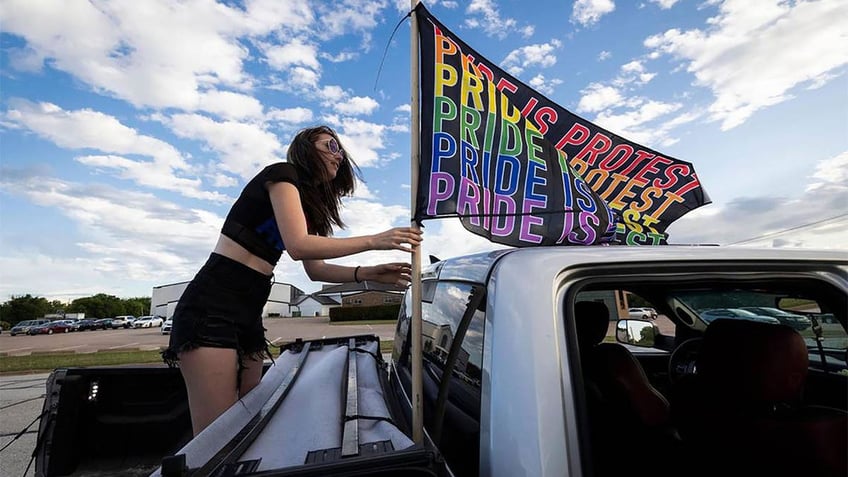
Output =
[{"x1": 32, "y1": 246, "x2": 848, "y2": 477}]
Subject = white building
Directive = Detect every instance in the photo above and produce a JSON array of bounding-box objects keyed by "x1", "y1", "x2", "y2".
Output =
[
  {"x1": 151, "y1": 280, "x2": 305, "y2": 318},
  {"x1": 292, "y1": 294, "x2": 340, "y2": 317}
]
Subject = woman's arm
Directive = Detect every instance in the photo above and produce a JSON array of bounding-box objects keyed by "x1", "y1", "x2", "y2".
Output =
[
  {"x1": 303, "y1": 260, "x2": 412, "y2": 286},
  {"x1": 269, "y1": 182, "x2": 421, "y2": 261}
]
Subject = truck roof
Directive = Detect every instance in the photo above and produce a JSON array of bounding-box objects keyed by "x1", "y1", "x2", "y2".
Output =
[{"x1": 430, "y1": 245, "x2": 848, "y2": 283}]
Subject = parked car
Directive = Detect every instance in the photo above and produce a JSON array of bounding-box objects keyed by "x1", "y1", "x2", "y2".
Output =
[
  {"x1": 627, "y1": 307, "x2": 658, "y2": 320},
  {"x1": 738, "y1": 306, "x2": 811, "y2": 330},
  {"x1": 27, "y1": 320, "x2": 74, "y2": 335},
  {"x1": 93, "y1": 318, "x2": 114, "y2": 330},
  {"x1": 698, "y1": 308, "x2": 781, "y2": 325},
  {"x1": 133, "y1": 316, "x2": 163, "y2": 328},
  {"x1": 9, "y1": 319, "x2": 51, "y2": 336},
  {"x1": 160, "y1": 318, "x2": 173, "y2": 335},
  {"x1": 73, "y1": 319, "x2": 100, "y2": 331},
  {"x1": 54, "y1": 319, "x2": 79, "y2": 331},
  {"x1": 111, "y1": 315, "x2": 136, "y2": 328}
]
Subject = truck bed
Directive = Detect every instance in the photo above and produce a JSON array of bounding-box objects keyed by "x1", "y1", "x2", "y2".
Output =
[{"x1": 36, "y1": 335, "x2": 447, "y2": 477}]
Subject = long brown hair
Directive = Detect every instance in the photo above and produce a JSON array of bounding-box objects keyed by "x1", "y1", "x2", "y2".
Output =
[{"x1": 286, "y1": 126, "x2": 363, "y2": 236}]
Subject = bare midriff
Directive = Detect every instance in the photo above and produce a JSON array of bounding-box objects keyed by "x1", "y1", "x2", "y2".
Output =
[{"x1": 212, "y1": 234, "x2": 275, "y2": 276}]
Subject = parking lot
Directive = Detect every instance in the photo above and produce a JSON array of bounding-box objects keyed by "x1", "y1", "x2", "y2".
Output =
[{"x1": 0, "y1": 317, "x2": 397, "y2": 357}]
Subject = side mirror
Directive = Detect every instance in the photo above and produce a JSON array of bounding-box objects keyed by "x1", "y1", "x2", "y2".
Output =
[{"x1": 616, "y1": 319, "x2": 657, "y2": 347}]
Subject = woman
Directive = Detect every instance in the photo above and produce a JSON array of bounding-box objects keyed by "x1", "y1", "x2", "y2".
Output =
[{"x1": 162, "y1": 125, "x2": 422, "y2": 436}]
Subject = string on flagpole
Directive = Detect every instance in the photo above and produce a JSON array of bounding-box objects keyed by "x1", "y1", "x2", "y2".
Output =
[{"x1": 374, "y1": 10, "x2": 413, "y2": 92}]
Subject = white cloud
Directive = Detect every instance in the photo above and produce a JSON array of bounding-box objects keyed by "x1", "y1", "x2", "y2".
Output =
[
  {"x1": 650, "y1": 0, "x2": 680, "y2": 9},
  {"x1": 502, "y1": 39, "x2": 562, "y2": 76},
  {"x1": 528, "y1": 74, "x2": 563, "y2": 95},
  {"x1": 76, "y1": 154, "x2": 228, "y2": 202},
  {"x1": 288, "y1": 66, "x2": 322, "y2": 89},
  {"x1": 4, "y1": 100, "x2": 183, "y2": 168},
  {"x1": 1, "y1": 100, "x2": 231, "y2": 201},
  {"x1": 394, "y1": 104, "x2": 412, "y2": 113},
  {"x1": 266, "y1": 107, "x2": 314, "y2": 124},
  {"x1": 320, "y1": 51, "x2": 358, "y2": 63},
  {"x1": 394, "y1": 0, "x2": 458, "y2": 11},
  {"x1": 319, "y1": 85, "x2": 347, "y2": 102},
  {"x1": 0, "y1": 173, "x2": 223, "y2": 299},
  {"x1": 572, "y1": 0, "x2": 616, "y2": 27},
  {"x1": 336, "y1": 96, "x2": 380, "y2": 116},
  {"x1": 263, "y1": 39, "x2": 321, "y2": 71},
  {"x1": 614, "y1": 60, "x2": 657, "y2": 86},
  {"x1": 313, "y1": 1, "x2": 385, "y2": 45},
  {"x1": 644, "y1": 0, "x2": 848, "y2": 130},
  {"x1": 598, "y1": 50, "x2": 612, "y2": 61},
  {"x1": 323, "y1": 116, "x2": 405, "y2": 168},
  {"x1": 162, "y1": 113, "x2": 284, "y2": 180},
  {"x1": 667, "y1": 150, "x2": 848, "y2": 248},
  {"x1": 0, "y1": 0, "x2": 315, "y2": 113},
  {"x1": 592, "y1": 99, "x2": 684, "y2": 146},
  {"x1": 197, "y1": 90, "x2": 265, "y2": 120},
  {"x1": 421, "y1": 220, "x2": 510, "y2": 262},
  {"x1": 621, "y1": 60, "x2": 645, "y2": 74},
  {"x1": 577, "y1": 83, "x2": 624, "y2": 113},
  {"x1": 463, "y1": 0, "x2": 528, "y2": 39},
  {"x1": 807, "y1": 151, "x2": 848, "y2": 192}
]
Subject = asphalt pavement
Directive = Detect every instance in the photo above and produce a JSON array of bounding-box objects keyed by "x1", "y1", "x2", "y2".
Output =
[
  {"x1": 1, "y1": 373, "x2": 47, "y2": 477},
  {"x1": 0, "y1": 317, "x2": 397, "y2": 357}
]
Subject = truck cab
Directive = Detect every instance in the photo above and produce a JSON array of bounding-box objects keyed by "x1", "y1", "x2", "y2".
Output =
[{"x1": 389, "y1": 246, "x2": 847, "y2": 477}]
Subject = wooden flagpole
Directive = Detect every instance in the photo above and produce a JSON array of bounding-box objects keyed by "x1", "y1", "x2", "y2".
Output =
[{"x1": 408, "y1": 0, "x2": 424, "y2": 445}]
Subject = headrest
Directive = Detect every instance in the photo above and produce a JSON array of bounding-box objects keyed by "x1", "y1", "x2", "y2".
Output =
[
  {"x1": 575, "y1": 301, "x2": 611, "y2": 349},
  {"x1": 698, "y1": 319, "x2": 808, "y2": 403}
]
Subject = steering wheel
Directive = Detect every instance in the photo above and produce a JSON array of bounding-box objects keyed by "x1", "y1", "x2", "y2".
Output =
[{"x1": 668, "y1": 337, "x2": 702, "y2": 384}]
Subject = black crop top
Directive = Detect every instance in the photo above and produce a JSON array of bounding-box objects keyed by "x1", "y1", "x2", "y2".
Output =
[{"x1": 221, "y1": 162, "x2": 299, "y2": 265}]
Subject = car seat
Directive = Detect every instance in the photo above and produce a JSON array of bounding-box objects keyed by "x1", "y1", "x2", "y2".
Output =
[
  {"x1": 574, "y1": 301, "x2": 678, "y2": 476},
  {"x1": 673, "y1": 319, "x2": 847, "y2": 477}
]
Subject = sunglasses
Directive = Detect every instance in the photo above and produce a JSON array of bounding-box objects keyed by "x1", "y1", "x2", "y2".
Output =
[{"x1": 319, "y1": 138, "x2": 343, "y2": 156}]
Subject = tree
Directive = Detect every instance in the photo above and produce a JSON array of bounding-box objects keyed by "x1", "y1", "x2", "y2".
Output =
[
  {"x1": 69, "y1": 294, "x2": 125, "y2": 319},
  {"x1": 0, "y1": 295, "x2": 53, "y2": 325},
  {"x1": 124, "y1": 297, "x2": 151, "y2": 316},
  {"x1": 1, "y1": 293, "x2": 153, "y2": 324}
]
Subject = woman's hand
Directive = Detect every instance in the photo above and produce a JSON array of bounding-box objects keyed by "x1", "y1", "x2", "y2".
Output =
[
  {"x1": 360, "y1": 263, "x2": 413, "y2": 287},
  {"x1": 370, "y1": 227, "x2": 423, "y2": 252}
]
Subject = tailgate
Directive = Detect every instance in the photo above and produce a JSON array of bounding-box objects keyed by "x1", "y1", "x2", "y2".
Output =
[{"x1": 36, "y1": 366, "x2": 192, "y2": 476}]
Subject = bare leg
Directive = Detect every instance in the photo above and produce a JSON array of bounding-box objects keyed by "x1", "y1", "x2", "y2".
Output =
[
  {"x1": 239, "y1": 355, "x2": 264, "y2": 398},
  {"x1": 179, "y1": 347, "x2": 239, "y2": 436}
]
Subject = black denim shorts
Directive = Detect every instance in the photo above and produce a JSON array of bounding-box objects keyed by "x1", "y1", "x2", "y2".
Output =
[{"x1": 162, "y1": 253, "x2": 273, "y2": 369}]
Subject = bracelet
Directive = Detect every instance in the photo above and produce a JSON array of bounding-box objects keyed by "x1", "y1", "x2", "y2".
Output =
[{"x1": 354, "y1": 266, "x2": 361, "y2": 283}]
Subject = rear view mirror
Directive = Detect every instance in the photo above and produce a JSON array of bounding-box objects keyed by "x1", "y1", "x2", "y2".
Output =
[
  {"x1": 777, "y1": 297, "x2": 821, "y2": 314},
  {"x1": 616, "y1": 319, "x2": 657, "y2": 347}
]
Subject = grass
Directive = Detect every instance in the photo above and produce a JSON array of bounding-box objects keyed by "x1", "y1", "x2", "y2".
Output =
[
  {"x1": 0, "y1": 349, "x2": 165, "y2": 374},
  {"x1": 0, "y1": 340, "x2": 395, "y2": 375}
]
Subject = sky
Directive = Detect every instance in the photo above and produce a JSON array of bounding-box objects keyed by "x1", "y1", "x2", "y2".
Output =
[{"x1": 1, "y1": 0, "x2": 846, "y2": 303}]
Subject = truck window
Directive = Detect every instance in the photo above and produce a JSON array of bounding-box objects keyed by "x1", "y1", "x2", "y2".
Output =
[{"x1": 393, "y1": 280, "x2": 485, "y2": 477}]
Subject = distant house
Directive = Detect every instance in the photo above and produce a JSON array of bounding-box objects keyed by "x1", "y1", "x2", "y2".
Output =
[
  {"x1": 341, "y1": 290, "x2": 403, "y2": 307},
  {"x1": 151, "y1": 280, "x2": 305, "y2": 318},
  {"x1": 293, "y1": 294, "x2": 340, "y2": 317}
]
